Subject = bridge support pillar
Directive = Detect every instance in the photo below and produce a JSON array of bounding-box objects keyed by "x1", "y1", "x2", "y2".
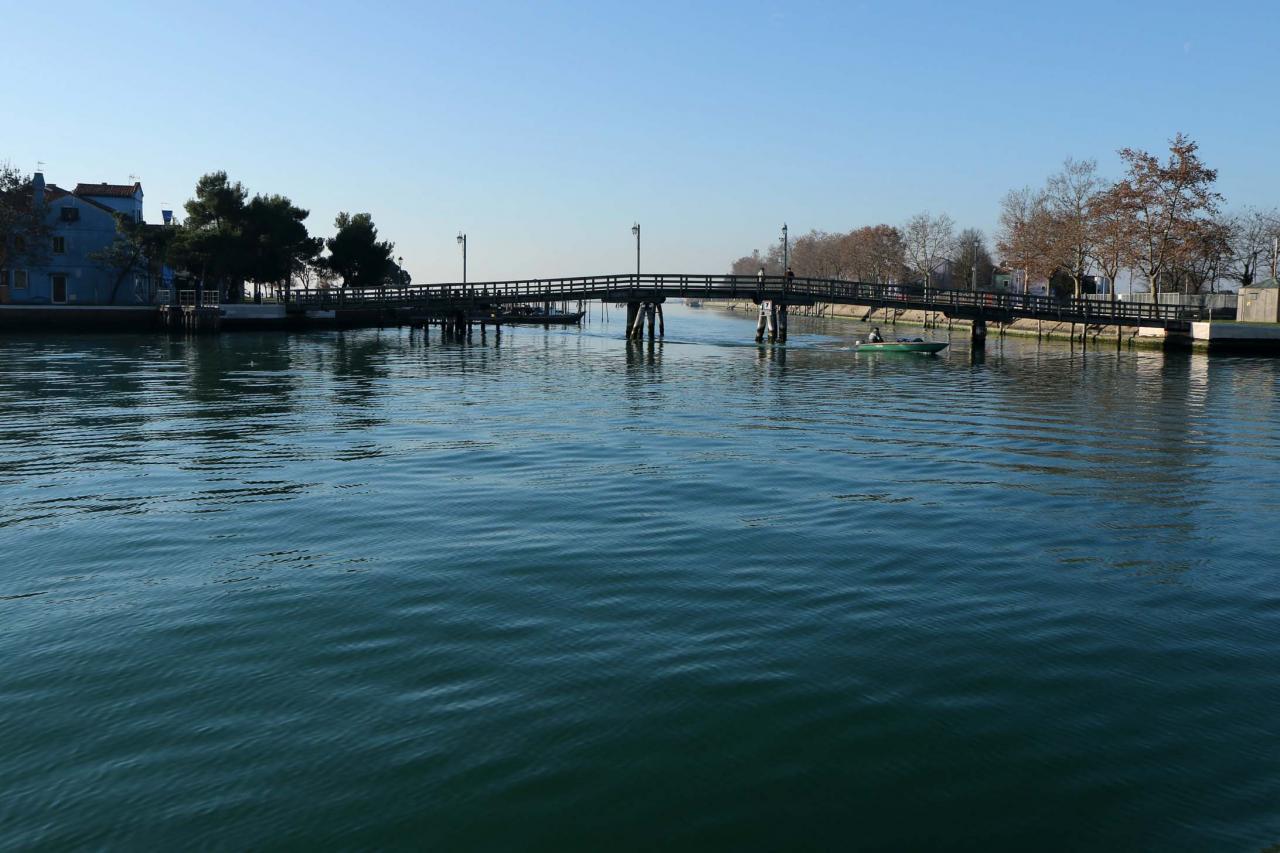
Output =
[
  {"x1": 971, "y1": 317, "x2": 988, "y2": 346},
  {"x1": 656, "y1": 302, "x2": 665, "y2": 337},
  {"x1": 626, "y1": 301, "x2": 640, "y2": 339},
  {"x1": 645, "y1": 303, "x2": 656, "y2": 339}
]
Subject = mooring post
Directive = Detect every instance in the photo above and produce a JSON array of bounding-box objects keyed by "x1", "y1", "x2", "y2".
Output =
[
  {"x1": 755, "y1": 301, "x2": 767, "y2": 343},
  {"x1": 768, "y1": 302, "x2": 778, "y2": 343},
  {"x1": 778, "y1": 303, "x2": 788, "y2": 343},
  {"x1": 656, "y1": 301, "x2": 665, "y2": 337}
]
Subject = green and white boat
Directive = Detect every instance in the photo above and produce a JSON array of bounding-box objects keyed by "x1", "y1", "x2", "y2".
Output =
[{"x1": 855, "y1": 339, "x2": 948, "y2": 354}]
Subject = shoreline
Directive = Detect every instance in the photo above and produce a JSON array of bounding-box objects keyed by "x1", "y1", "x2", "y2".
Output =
[{"x1": 707, "y1": 299, "x2": 1178, "y2": 351}]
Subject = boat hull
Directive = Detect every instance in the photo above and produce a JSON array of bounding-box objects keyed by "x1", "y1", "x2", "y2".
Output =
[
  {"x1": 473, "y1": 311, "x2": 585, "y2": 325},
  {"x1": 855, "y1": 341, "x2": 948, "y2": 354}
]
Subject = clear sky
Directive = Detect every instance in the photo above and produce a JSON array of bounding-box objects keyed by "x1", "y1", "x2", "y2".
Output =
[{"x1": 5, "y1": 0, "x2": 1278, "y2": 282}]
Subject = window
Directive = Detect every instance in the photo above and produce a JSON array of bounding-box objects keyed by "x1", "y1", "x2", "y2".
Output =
[
  {"x1": 51, "y1": 274, "x2": 67, "y2": 304},
  {"x1": 60, "y1": 206, "x2": 79, "y2": 222},
  {"x1": 13, "y1": 270, "x2": 27, "y2": 290},
  {"x1": 52, "y1": 236, "x2": 66, "y2": 254}
]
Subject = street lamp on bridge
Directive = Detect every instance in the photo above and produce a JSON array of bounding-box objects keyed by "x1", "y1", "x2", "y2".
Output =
[
  {"x1": 456, "y1": 232, "x2": 467, "y2": 296},
  {"x1": 631, "y1": 222, "x2": 640, "y2": 279},
  {"x1": 782, "y1": 223, "x2": 789, "y2": 274}
]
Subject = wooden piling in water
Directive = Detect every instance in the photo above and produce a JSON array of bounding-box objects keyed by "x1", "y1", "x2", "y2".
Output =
[{"x1": 630, "y1": 303, "x2": 647, "y2": 340}]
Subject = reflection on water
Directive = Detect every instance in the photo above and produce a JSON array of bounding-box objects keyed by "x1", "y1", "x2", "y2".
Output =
[{"x1": 2, "y1": 304, "x2": 1279, "y2": 850}]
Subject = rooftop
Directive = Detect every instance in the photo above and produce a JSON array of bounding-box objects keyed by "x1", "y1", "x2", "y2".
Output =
[{"x1": 73, "y1": 182, "x2": 143, "y2": 198}]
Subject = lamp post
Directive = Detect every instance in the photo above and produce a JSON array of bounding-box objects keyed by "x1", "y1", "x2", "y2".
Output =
[
  {"x1": 397, "y1": 255, "x2": 404, "y2": 288},
  {"x1": 971, "y1": 236, "x2": 979, "y2": 292},
  {"x1": 631, "y1": 222, "x2": 640, "y2": 280},
  {"x1": 782, "y1": 223, "x2": 789, "y2": 273},
  {"x1": 456, "y1": 232, "x2": 467, "y2": 296}
]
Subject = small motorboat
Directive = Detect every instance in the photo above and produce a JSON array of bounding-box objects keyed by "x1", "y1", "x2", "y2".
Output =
[
  {"x1": 855, "y1": 337, "x2": 948, "y2": 354},
  {"x1": 472, "y1": 308, "x2": 585, "y2": 325}
]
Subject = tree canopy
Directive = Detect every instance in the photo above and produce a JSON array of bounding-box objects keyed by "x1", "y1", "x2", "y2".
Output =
[
  {"x1": 324, "y1": 212, "x2": 395, "y2": 288},
  {"x1": 0, "y1": 163, "x2": 52, "y2": 274}
]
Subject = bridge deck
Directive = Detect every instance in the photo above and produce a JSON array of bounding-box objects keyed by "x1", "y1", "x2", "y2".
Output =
[{"x1": 290, "y1": 274, "x2": 1199, "y2": 330}]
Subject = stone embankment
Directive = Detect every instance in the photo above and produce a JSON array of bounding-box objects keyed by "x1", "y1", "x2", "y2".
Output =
[{"x1": 709, "y1": 299, "x2": 1171, "y2": 348}]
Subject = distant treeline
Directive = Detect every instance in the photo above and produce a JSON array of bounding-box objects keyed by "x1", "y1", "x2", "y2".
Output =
[{"x1": 731, "y1": 134, "x2": 1280, "y2": 296}]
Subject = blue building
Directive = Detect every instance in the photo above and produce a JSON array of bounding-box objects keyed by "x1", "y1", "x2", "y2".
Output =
[{"x1": 1, "y1": 172, "x2": 155, "y2": 306}]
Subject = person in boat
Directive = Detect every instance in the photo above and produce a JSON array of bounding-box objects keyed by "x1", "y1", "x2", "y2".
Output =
[{"x1": 868, "y1": 326, "x2": 884, "y2": 343}]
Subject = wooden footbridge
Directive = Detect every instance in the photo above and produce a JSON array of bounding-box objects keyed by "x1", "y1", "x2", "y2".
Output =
[{"x1": 289, "y1": 273, "x2": 1201, "y2": 343}]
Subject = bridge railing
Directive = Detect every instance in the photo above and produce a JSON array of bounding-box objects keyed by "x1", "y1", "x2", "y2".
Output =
[{"x1": 288, "y1": 274, "x2": 1199, "y2": 326}]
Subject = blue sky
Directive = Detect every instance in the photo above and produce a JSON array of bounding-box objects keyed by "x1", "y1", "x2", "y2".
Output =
[{"x1": 5, "y1": 0, "x2": 1278, "y2": 282}]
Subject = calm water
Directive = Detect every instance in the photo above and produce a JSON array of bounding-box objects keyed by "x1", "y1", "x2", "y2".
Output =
[{"x1": 2, "y1": 305, "x2": 1278, "y2": 851}]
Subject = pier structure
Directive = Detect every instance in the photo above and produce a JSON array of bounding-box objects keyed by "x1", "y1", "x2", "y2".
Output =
[
  {"x1": 158, "y1": 288, "x2": 221, "y2": 333},
  {"x1": 288, "y1": 273, "x2": 1201, "y2": 347}
]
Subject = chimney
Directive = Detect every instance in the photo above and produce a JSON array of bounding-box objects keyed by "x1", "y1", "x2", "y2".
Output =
[
  {"x1": 32, "y1": 171, "x2": 45, "y2": 208},
  {"x1": 162, "y1": 209, "x2": 173, "y2": 225}
]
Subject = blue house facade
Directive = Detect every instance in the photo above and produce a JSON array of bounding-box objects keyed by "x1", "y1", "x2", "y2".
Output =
[{"x1": 0, "y1": 173, "x2": 154, "y2": 306}]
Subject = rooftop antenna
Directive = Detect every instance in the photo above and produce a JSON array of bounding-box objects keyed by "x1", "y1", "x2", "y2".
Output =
[
  {"x1": 36, "y1": 160, "x2": 46, "y2": 172},
  {"x1": 129, "y1": 173, "x2": 140, "y2": 184}
]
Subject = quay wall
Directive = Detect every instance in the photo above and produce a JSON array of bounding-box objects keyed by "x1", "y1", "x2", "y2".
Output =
[
  {"x1": 0, "y1": 305, "x2": 159, "y2": 332},
  {"x1": 708, "y1": 299, "x2": 1176, "y2": 348}
]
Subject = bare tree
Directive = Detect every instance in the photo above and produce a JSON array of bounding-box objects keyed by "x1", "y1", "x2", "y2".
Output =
[
  {"x1": 730, "y1": 246, "x2": 783, "y2": 277},
  {"x1": 997, "y1": 186, "x2": 1052, "y2": 293},
  {"x1": 1170, "y1": 217, "x2": 1232, "y2": 294},
  {"x1": 1223, "y1": 208, "x2": 1280, "y2": 287},
  {"x1": 953, "y1": 228, "x2": 995, "y2": 291},
  {"x1": 1044, "y1": 157, "x2": 1102, "y2": 297},
  {"x1": 1089, "y1": 185, "x2": 1133, "y2": 300},
  {"x1": 1111, "y1": 133, "x2": 1222, "y2": 296},
  {"x1": 790, "y1": 229, "x2": 845, "y2": 279},
  {"x1": 902, "y1": 211, "x2": 955, "y2": 288}
]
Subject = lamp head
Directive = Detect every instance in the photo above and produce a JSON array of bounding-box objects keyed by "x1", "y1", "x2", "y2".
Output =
[
  {"x1": 632, "y1": 223, "x2": 639, "y2": 237},
  {"x1": 457, "y1": 232, "x2": 464, "y2": 245}
]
